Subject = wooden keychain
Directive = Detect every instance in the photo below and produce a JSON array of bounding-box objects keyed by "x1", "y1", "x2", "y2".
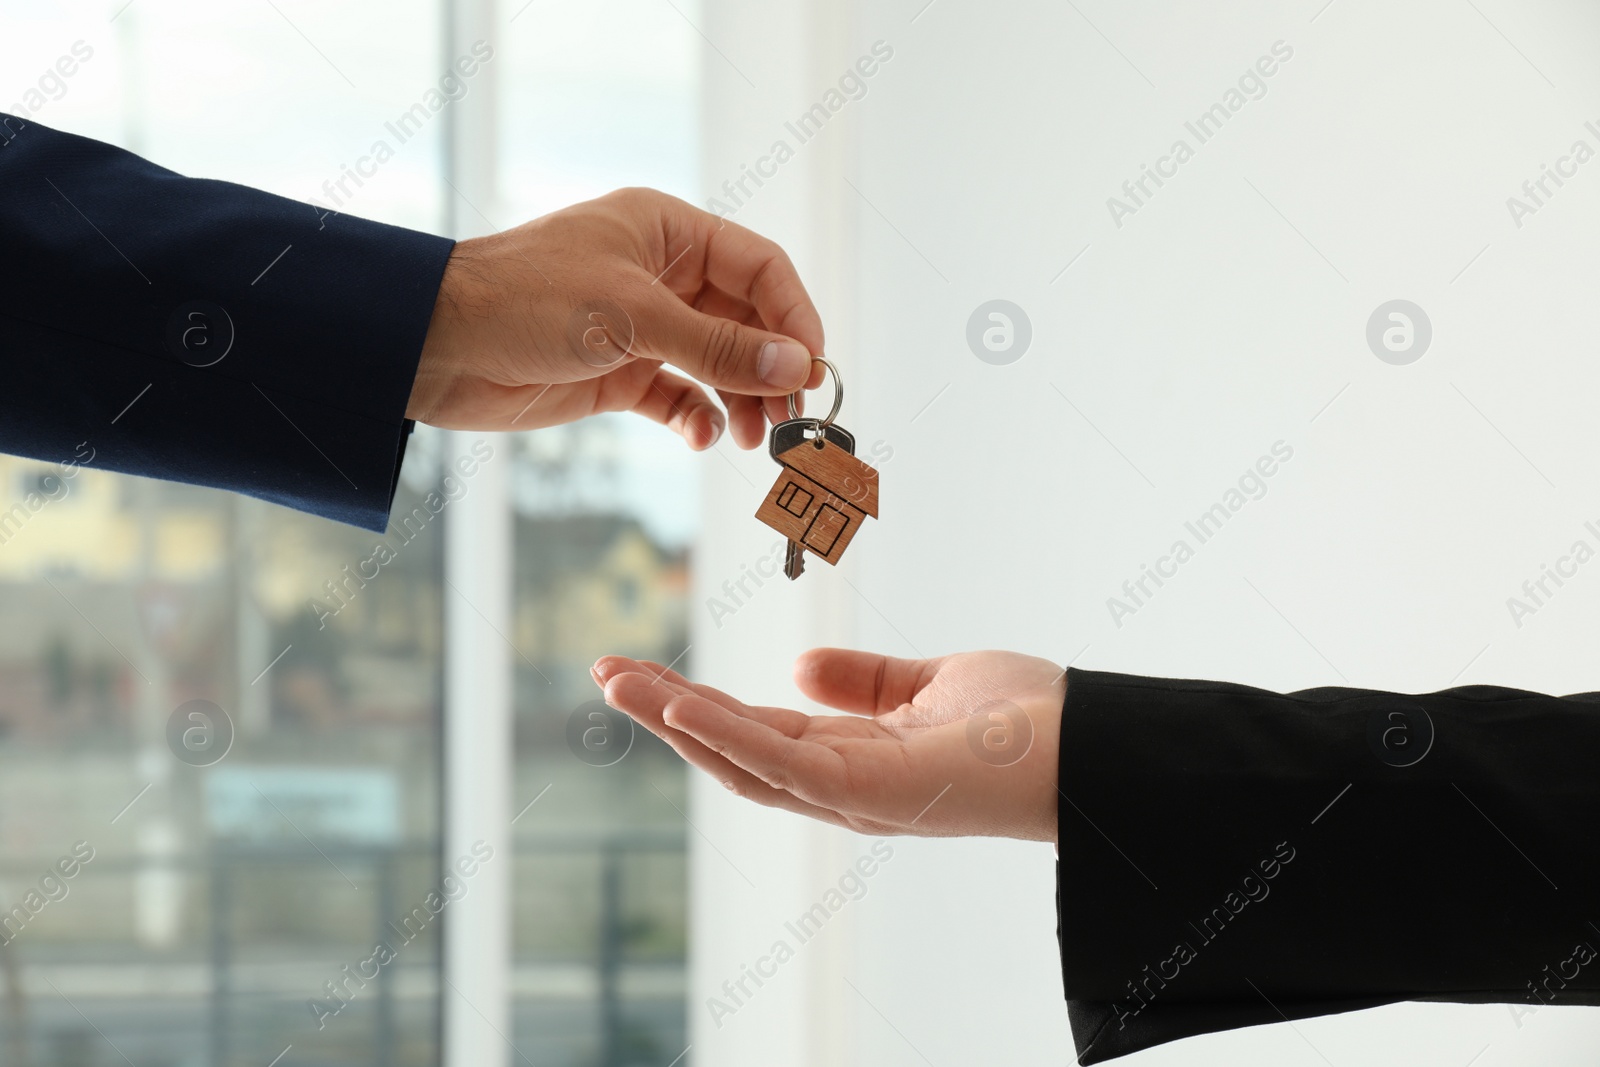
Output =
[{"x1": 754, "y1": 358, "x2": 879, "y2": 579}]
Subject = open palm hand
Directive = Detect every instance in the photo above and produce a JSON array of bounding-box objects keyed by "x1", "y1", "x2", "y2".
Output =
[{"x1": 592, "y1": 648, "x2": 1064, "y2": 841}]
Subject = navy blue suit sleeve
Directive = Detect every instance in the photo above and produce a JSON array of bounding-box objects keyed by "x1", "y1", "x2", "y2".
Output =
[{"x1": 0, "y1": 113, "x2": 456, "y2": 531}]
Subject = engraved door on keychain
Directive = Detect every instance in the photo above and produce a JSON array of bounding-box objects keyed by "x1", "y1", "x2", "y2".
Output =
[{"x1": 755, "y1": 358, "x2": 879, "y2": 578}]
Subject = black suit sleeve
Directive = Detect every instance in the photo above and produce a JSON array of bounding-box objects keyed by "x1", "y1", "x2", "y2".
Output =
[
  {"x1": 1055, "y1": 668, "x2": 1600, "y2": 1064},
  {"x1": 0, "y1": 114, "x2": 455, "y2": 532}
]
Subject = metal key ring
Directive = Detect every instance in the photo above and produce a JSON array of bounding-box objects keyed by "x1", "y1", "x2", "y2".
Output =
[{"x1": 786, "y1": 356, "x2": 843, "y2": 429}]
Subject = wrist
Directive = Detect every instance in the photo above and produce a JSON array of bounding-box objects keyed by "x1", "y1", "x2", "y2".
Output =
[
  {"x1": 408, "y1": 238, "x2": 482, "y2": 424},
  {"x1": 987, "y1": 675, "x2": 1063, "y2": 844},
  {"x1": 1029, "y1": 677, "x2": 1064, "y2": 844}
]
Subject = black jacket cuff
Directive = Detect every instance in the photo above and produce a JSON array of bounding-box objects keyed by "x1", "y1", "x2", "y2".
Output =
[{"x1": 1056, "y1": 668, "x2": 1600, "y2": 1063}]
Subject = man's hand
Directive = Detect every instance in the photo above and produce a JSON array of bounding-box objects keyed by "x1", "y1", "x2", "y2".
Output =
[
  {"x1": 592, "y1": 649, "x2": 1065, "y2": 842},
  {"x1": 407, "y1": 188, "x2": 826, "y2": 450}
]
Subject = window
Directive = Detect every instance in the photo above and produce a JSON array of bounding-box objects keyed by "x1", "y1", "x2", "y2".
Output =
[
  {"x1": 2, "y1": 1, "x2": 699, "y2": 1064},
  {"x1": 803, "y1": 505, "x2": 848, "y2": 556},
  {"x1": 497, "y1": 5, "x2": 700, "y2": 1060},
  {"x1": 779, "y1": 482, "x2": 814, "y2": 517},
  {"x1": 0, "y1": 449, "x2": 448, "y2": 1065}
]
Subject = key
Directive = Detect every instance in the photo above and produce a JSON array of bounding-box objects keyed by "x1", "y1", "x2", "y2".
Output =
[
  {"x1": 767, "y1": 417, "x2": 857, "y2": 461},
  {"x1": 757, "y1": 418, "x2": 879, "y2": 580},
  {"x1": 772, "y1": 420, "x2": 851, "y2": 580}
]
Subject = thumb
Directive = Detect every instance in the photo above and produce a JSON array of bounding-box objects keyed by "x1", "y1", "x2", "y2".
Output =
[
  {"x1": 638, "y1": 291, "x2": 814, "y2": 395},
  {"x1": 794, "y1": 649, "x2": 942, "y2": 716}
]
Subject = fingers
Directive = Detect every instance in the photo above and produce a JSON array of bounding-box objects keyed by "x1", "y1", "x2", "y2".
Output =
[
  {"x1": 794, "y1": 648, "x2": 944, "y2": 715},
  {"x1": 686, "y1": 285, "x2": 824, "y2": 430},
  {"x1": 690, "y1": 290, "x2": 782, "y2": 448},
  {"x1": 630, "y1": 367, "x2": 725, "y2": 450},
  {"x1": 636, "y1": 285, "x2": 813, "y2": 396},
  {"x1": 660, "y1": 693, "x2": 849, "y2": 808},
  {"x1": 593, "y1": 662, "x2": 842, "y2": 825},
  {"x1": 717, "y1": 355, "x2": 825, "y2": 448},
  {"x1": 632, "y1": 660, "x2": 813, "y2": 737},
  {"x1": 716, "y1": 389, "x2": 768, "y2": 450},
  {"x1": 664, "y1": 202, "x2": 826, "y2": 358},
  {"x1": 688, "y1": 282, "x2": 760, "y2": 327},
  {"x1": 595, "y1": 654, "x2": 851, "y2": 807},
  {"x1": 635, "y1": 198, "x2": 825, "y2": 397},
  {"x1": 673, "y1": 269, "x2": 826, "y2": 446}
]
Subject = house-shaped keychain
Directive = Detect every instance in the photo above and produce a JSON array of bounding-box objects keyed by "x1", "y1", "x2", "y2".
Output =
[{"x1": 755, "y1": 433, "x2": 879, "y2": 567}]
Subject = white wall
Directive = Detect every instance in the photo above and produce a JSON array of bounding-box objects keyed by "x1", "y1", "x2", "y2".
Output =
[{"x1": 694, "y1": 1, "x2": 1600, "y2": 1064}]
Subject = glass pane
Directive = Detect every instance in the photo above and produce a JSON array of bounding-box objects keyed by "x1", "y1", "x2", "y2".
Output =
[
  {"x1": 0, "y1": 438, "x2": 448, "y2": 1066},
  {"x1": 499, "y1": 3, "x2": 701, "y2": 1062},
  {"x1": 3, "y1": 2, "x2": 446, "y2": 1062}
]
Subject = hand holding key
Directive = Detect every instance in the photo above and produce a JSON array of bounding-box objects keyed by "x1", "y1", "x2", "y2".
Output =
[
  {"x1": 408, "y1": 188, "x2": 826, "y2": 449},
  {"x1": 591, "y1": 648, "x2": 1064, "y2": 841}
]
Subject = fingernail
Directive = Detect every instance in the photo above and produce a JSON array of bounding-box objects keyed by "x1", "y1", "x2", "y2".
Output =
[
  {"x1": 591, "y1": 658, "x2": 612, "y2": 683},
  {"x1": 705, "y1": 410, "x2": 725, "y2": 447},
  {"x1": 758, "y1": 340, "x2": 810, "y2": 388}
]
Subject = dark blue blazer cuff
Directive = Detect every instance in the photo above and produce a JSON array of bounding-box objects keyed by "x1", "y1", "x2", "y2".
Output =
[{"x1": 0, "y1": 113, "x2": 456, "y2": 531}]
